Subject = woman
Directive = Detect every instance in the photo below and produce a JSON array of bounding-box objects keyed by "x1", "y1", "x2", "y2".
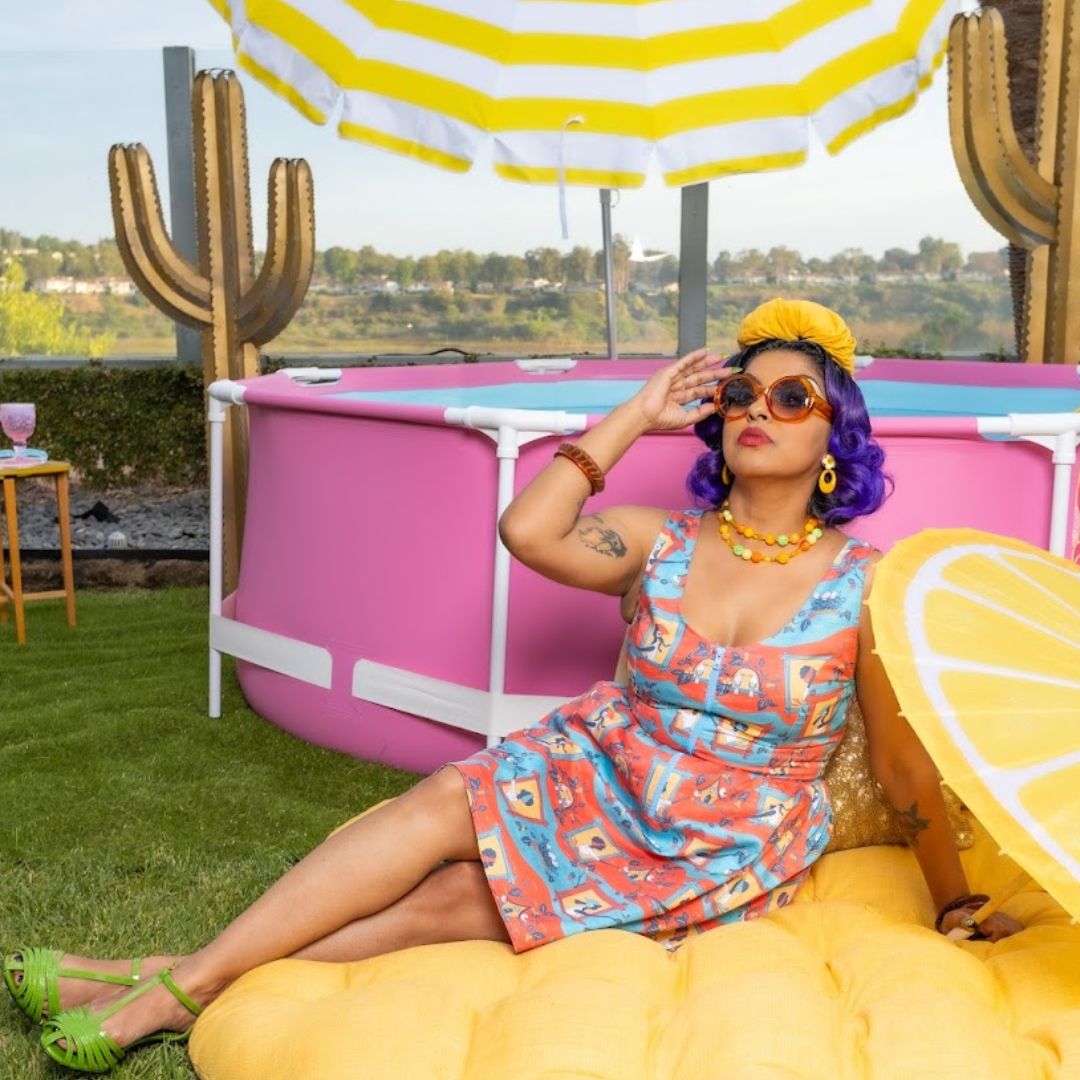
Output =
[{"x1": 4, "y1": 299, "x2": 1022, "y2": 1073}]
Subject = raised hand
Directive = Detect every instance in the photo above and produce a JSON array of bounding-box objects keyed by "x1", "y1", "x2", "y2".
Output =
[{"x1": 628, "y1": 348, "x2": 728, "y2": 432}]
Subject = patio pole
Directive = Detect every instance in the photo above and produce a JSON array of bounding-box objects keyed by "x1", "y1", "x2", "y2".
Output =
[
  {"x1": 162, "y1": 46, "x2": 200, "y2": 367},
  {"x1": 678, "y1": 183, "x2": 709, "y2": 355},
  {"x1": 600, "y1": 189, "x2": 618, "y2": 359}
]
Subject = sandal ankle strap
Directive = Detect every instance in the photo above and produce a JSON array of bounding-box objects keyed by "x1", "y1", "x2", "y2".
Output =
[{"x1": 161, "y1": 968, "x2": 203, "y2": 1018}]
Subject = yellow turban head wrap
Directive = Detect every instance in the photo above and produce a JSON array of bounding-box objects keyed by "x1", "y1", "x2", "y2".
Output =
[{"x1": 736, "y1": 298, "x2": 857, "y2": 376}]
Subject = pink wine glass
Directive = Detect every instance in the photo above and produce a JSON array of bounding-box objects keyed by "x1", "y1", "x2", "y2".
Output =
[{"x1": 0, "y1": 403, "x2": 36, "y2": 461}]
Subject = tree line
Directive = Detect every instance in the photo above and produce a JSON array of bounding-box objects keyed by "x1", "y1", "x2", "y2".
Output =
[
  {"x1": 1, "y1": 227, "x2": 1006, "y2": 294},
  {"x1": 315, "y1": 235, "x2": 1005, "y2": 291},
  {"x1": 0, "y1": 229, "x2": 127, "y2": 282}
]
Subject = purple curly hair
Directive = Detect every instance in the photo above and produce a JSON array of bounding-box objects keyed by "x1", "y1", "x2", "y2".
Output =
[{"x1": 687, "y1": 339, "x2": 891, "y2": 526}]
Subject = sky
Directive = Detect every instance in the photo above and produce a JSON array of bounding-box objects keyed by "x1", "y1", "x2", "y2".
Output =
[{"x1": 0, "y1": 0, "x2": 1007, "y2": 262}]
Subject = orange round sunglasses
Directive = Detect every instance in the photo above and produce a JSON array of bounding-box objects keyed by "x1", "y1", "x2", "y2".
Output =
[{"x1": 713, "y1": 372, "x2": 833, "y2": 424}]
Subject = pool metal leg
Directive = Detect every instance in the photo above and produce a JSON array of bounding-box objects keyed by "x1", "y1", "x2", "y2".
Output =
[
  {"x1": 1048, "y1": 429, "x2": 1079, "y2": 558},
  {"x1": 207, "y1": 381, "x2": 250, "y2": 719},
  {"x1": 443, "y1": 408, "x2": 587, "y2": 746},
  {"x1": 978, "y1": 413, "x2": 1080, "y2": 557},
  {"x1": 208, "y1": 393, "x2": 226, "y2": 718}
]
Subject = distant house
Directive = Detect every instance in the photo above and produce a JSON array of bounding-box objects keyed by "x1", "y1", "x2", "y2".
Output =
[
  {"x1": 511, "y1": 277, "x2": 558, "y2": 292},
  {"x1": 404, "y1": 280, "x2": 455, "y2": 294},
  {"x1": 35, "y1": 276, "x2": 136, "y2": 296},
  {"x1": 101, "y1": 277, "x2": 136, "y2": 296},
  {"x1": 357, "y1": 277, "x2": 400, "y2": 294},
  {"x1": 37, "y1": 276, "x2": 90, "y2": 294},
  {"x1": 798, "y1": 274, "x2": 844, "y2": 285}
]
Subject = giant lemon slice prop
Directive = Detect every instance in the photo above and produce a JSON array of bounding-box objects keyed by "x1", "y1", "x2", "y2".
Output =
[{"x1": 869, "y1": 528, "x2": 1080, "y2": 926}]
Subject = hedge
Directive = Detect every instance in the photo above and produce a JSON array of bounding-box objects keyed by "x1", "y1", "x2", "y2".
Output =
[{"x1": 0, "y1": 366, "x2": 206, "y2": 488}]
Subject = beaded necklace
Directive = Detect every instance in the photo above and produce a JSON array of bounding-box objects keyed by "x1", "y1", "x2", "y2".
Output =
[{"x1": 718, "y1": 501, "x2": 823, "y2": 565}]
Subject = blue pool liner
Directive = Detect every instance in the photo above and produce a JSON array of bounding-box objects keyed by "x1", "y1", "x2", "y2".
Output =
[{"x1": 333, "y1": 379, "x2": 1080, "y2": 418}]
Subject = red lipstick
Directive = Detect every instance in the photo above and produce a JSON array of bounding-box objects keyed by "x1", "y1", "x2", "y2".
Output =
[{"x1": 737, "y1": 426, "x2": 773, "y2": 447}]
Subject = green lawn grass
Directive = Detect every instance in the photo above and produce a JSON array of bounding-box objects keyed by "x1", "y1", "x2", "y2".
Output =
[{"x1": 0, "y1": 588, "x2": 419, "y2": 1078}]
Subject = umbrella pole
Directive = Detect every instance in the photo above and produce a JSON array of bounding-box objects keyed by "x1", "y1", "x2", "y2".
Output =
[
  {"x1": 600, "y1": 188, "x2": 618, "y2": 359},
  {"x1": 945, "y1": 869, "x2": 1032, "y2": 940}
]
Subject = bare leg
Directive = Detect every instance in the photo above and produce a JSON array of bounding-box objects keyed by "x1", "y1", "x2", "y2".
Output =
[
  {"x1": 63, "y1": 769, "x2": 491, "y2": 1048},
  {"x1": 289, "y1": 859, "x2": 509, "y2": 962},
  {"x1": 16, "y1": 859, "x2": 508, "y2": 1019}
]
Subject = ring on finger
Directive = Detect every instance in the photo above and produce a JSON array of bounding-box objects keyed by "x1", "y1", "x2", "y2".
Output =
[{"x1": 960, "y1": 914, "x2": 989, "y2": 939}]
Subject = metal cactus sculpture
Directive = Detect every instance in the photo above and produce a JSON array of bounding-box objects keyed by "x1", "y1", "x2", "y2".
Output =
[
  {"x1": 109, "y1": 70, "x2": 315, "y2": 586},
  {"x1": 948, "y1": 2, "x2": 1078, "y2": 363}
]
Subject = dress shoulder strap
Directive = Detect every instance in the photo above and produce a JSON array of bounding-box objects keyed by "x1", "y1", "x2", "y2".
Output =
[
  {"x1": 825, "y1": 537, "x2": 876, "y2": 618},
  {"x1": 642, "y1": 509, "x2": 704, "y2": 602},
  {"x1": 835, "y1": 538, "x2": 876, "y2": 580}
]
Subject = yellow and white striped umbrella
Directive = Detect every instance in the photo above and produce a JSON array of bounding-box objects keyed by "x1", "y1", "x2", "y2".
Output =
[
  {"x1": 869, "y1": 528, "x2": 1080, "y2": 922},
  {"x1": 207, "y1": 0, "x2": 962, "y2": 188}
]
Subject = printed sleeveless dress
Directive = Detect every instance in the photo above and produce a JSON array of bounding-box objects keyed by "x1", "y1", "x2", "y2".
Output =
[{"x1": 452, "y1": 510, "x2": 873, "y2": 953}]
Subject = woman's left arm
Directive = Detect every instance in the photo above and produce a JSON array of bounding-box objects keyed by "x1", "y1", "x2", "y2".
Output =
[{"x1": 856, "y1": 553, "x2": 1022, "y2": 942}]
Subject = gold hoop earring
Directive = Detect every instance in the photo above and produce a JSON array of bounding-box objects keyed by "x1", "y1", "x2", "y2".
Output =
[
  {"x1": 722, "y1": 463, "x2": 732, "y2": 486},
  {"x1": 818, "y1": 454, "x2": 837, "y2": 495}
]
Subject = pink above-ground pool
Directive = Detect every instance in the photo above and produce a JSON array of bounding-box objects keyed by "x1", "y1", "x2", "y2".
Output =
[{"x1": 206, "y1": 358, "x2": 1080, "y2": 774}]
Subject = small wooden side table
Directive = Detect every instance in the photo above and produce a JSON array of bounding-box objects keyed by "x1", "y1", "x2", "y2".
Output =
[{"x1": 0, "y1": 460, "x2": 77, "y2": 644}]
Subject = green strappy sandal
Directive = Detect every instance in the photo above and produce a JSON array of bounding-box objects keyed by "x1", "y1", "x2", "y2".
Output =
[
  {"x1": 40, "y1": 965, "x2": 202, "y2": 1074},
  {"x1": 3, "y1": 948, "x2": 144, "y2": 1026}
]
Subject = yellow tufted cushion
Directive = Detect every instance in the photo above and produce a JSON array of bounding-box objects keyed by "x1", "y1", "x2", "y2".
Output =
[{"x1": 190, "y1": 816, "x2": 1080, "y2": 1080}]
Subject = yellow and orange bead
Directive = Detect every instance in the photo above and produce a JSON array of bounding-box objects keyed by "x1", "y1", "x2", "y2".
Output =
[{"x1": 718, "y1": 501, "x2": 823, "y2": 566}]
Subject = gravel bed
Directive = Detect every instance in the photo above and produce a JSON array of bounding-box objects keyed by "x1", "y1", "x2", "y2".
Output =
[{"x1": 2, "y1": 479, "x2": 209, "y2": 552}]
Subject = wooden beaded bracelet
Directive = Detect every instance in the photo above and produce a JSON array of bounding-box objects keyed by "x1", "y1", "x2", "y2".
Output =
[
  {"x1": 934, "y1": 893, "x2": 990, "y2": 934},
  {"x1": 554, "y1": 442, "x2": 605, "y2": 495}
]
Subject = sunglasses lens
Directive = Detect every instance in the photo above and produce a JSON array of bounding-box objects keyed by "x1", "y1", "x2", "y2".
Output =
[
  {"x1": 719, "y1": 376, "x2": 756, "y2": 415},
  {"x1": 770, "y1": 377, "x2": 813, "y2": 419}
]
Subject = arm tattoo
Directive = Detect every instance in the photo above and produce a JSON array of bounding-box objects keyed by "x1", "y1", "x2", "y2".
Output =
[
  {"x1": 896, "y1": 801, "x2": 931, "y2": 847},
  {"x1": 577, "y1": 515, "x2": 628, "y2": 559}
]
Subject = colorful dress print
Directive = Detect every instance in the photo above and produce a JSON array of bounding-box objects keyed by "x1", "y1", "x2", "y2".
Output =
[{"x1": 452, "y1": 510, "x2": 872, "y2": 953}]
